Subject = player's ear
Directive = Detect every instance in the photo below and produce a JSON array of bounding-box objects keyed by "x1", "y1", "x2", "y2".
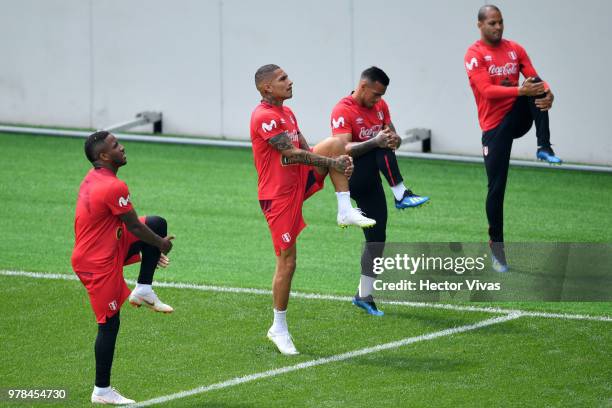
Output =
[{"x1": 262, "y1": 80, "x2": 273, "y2": 95}]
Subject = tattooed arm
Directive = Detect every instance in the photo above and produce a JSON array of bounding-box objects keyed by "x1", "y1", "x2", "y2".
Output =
[{"x1": 268, "y1": 132, "x2": 350, "y2": 174}]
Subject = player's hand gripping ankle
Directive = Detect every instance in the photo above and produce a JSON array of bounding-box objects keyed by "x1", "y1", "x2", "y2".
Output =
[{"x1": 333, "y1": 155, "x2": 353, "y2": 178}]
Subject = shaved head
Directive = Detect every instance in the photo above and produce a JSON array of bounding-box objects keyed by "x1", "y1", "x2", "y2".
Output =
[
  {"x1": 84, "y1": 130, "x2": 111, "y2": 163},
  {"x1": 255, "y1": 64, "x2": 281, "y2": 92},
  {"x1": 478, "y1": 4, "x2": 500, "y2": 21}
]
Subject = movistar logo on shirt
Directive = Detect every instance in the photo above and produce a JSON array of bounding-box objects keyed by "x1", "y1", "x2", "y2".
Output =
[
  {"x1": 465, "y1": 57, "x2": 478, "y2": 70},
  {"x1": 118, "y1": 195, "x2": 130, "y2": 207},
  {"x1": 332, "y1": 117, "x2": 345, "y2": 129},
  {"x1": 262, "y1": 120, "x2": 277, "y2": 133}
]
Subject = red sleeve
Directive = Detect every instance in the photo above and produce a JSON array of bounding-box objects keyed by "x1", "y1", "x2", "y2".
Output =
[
  {"x1": 516, "y1": 43, "x2": 550, "y2": 91},
  {"x1": 331, "y1": 104, "x2": 353, "y2": 136},
  {"x1": 253, "y1": 110, "x2": 285, "y2": 141},
  {"x1": 105, "y1": 180, "x2": 133, "y2": 216},
  {"x1": 465, "y1": 48, "x2": 519, "y2": 99},
  {"x1": 381, "y1": 99, "x2": 392, "y2": 126}
]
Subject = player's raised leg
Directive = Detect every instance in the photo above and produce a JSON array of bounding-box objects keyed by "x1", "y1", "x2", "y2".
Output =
[
  {"x1": 529, "y1": 78, "x2": 562, "y2": 164},
  {"x1": 267, "y1": 245, "x2": 299, "y2": 355},
  {"x1": 313, "y1": 136, "x2": 376, "y2": 228},
  {"x1": 374, "y1": 147, "x2": 430, "y2": 209},
  {"x1": 127, "y1": 215, "x2": 174, "y2": 313}
]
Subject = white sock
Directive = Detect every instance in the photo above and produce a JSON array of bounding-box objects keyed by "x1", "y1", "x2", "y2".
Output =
[
  {"x1": 271, "y1": 308, "x2": 288, "y2": 333},
  {"x1": 358, "y1": 275, "x2": 376, "y2": 298},
  {"x1": 93, "y1": 386, "x2": 111, "y2": 396},
  {"x1": 134, "y1": 283, "x2": 152, "y2": 294},
  {"x1": 390, "y1": 182, "x2": 407, "y2": 201},
  {"x1": 336, "y1": 191, "x2": 352, "y2": 215}
]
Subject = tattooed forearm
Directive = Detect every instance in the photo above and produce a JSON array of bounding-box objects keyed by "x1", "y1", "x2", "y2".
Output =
[
  {"x1": 269, "y1": 132, "x2": 345, "y2": 170},
  {"x1": 286, "y1": 152, "x2": 335, "y2": 169},
  {"x1": 285, "y1": 151, "x2": 348, "y2": 172},
  {"x1": 346, "y1": 137, "x2": 380, "y2": 158},
  {"x1": 268, "y1": 132, "x2": 294, "y2": 151}
]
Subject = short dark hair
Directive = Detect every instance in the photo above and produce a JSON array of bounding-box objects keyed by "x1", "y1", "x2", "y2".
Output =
[
  {"x1": 478, "y1": 4, "x2": 501, "y2": 21},
  {"x1": 254, "y1": 64, "x2": 280, "y2": 91},
  {"x1": 84, "y1": 130, "x2": 110, "y2": 163},
  {"x1": 361, "y1": 66, "x2": 390, "y2": 87}
]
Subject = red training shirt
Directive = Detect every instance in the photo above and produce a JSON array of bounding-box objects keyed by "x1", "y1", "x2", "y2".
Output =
[
  {"x1": 250, "y1": 101, "x2": 301, "y2": 200},
  {"x1": 464, "y1": 39, "x2": 545, "y2": 131},
  {"x1": 72, "y1": 167, "x2": 133, "y2": 274},
  {"x1": 330, "y1": 95, "x2": 391, "y2": 142}
]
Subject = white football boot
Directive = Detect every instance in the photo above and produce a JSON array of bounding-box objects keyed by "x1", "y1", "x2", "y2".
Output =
[
  {"x1": 267, "y1": 329, "x2": 300, "y2": 355},
  {"x1": 91, "y1": 387, "x2": 135, "y2": 405},
  {"x1": 129, "y1": 289, "x2": 174, "y2": 313},
  {"x1": 337, "y1": 208, "x2": 376, "y2": 229}
]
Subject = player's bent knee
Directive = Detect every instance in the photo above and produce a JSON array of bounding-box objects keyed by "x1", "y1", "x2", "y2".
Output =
[
  {"x1": 145, "y1": 215, "x2": 167, "y2": 237},
  {"x1": 314, "y1": 137, "x2": 346, "y2": 157},
  {"x1": 328, "y1": 136, "x2": 347, "y2": 156}
]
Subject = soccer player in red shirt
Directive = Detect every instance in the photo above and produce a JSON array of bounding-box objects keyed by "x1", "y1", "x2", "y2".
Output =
[
  {"x1": 465, "y1": 5, "x2": 562, "y2": 271},
  {"x1": 72, "y1": 131, "x2": 175, "y2": 404},
  {"x1": 331, "y1": 66, "x2": 429, "y2": 316},
  {"x1": 251, "y1": 64, "x2": 373, "y2": 355}
]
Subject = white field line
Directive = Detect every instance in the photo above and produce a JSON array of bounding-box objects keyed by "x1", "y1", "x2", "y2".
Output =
[
  {"x1": 129, "y1": 313, "x2": 523, "y2": 407},
  {"x1": 1, "y1": 270, "x2": 611, "y2": 322}
]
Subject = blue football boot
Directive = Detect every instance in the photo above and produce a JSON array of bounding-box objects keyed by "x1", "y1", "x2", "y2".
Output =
[
  {"x1": 352, "y1": 296, "x2": 384, "y2": 316},
  {"x1": 395, "y1": 189, "x2": 430, "y2": 209},
  {"x1": 537, "y1": 146, "x2": 562, "y2": 164}
]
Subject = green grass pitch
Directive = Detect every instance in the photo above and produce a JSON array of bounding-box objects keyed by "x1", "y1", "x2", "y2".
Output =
[{"x1": 0, "y1": 132, "x2": 610, "y2": 407}]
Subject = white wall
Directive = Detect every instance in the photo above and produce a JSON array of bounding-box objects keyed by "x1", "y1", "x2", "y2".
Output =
[
  {"x1": 493, "y1": 0, "x2": 612, "y2": 164},
  {"x1": 351, "y1": 0, "x2": 484, "y2": 156},
  {"x1": 220, "y1": 0, "x2": 353, "y2": 141},
  {"x1": 0, "y1": 0, "x2": 610, "y2": 164},
  {"x1": 91, "y1": 0, "x2": 222, "y2": 137},
  {"x1": 0, "y1": 0, "x2": 90, "y2": 127}
]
